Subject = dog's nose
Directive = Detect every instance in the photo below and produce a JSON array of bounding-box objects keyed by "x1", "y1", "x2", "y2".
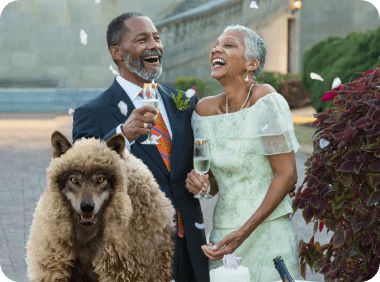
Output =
[{"x1": 80, "y1": 201, "x2": 95, "y2": 213}]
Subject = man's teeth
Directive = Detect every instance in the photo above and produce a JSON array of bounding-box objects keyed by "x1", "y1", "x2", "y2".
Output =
[
  {"x1": 213, "y1": 58, "x2": 226, "y2": 66},
  {"x1": 144, "y1": 56, "x2": 159, "y2": 60}
]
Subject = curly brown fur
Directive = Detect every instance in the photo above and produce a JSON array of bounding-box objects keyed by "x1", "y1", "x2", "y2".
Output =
[{"x1": 26, "y1": 131, "x2": 176, "y2": 282}]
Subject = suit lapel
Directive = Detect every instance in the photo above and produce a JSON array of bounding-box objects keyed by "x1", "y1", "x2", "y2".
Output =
[
  {"x1": 108, "y1": 79, "x2": 169, "y2": 178},
  {"x1": 158, "y1": 85, "x2": 186, "y2": 181}
]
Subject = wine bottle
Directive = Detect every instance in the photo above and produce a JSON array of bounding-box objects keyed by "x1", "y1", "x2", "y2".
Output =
[{"x1": 273, "y1": 256, "x2": 295, "y2": 282}]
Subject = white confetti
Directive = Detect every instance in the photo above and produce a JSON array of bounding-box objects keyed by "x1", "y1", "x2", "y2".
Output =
[
  {"x1": 109, "y1": 64, "x2": 120, "y2": 76},
  {"x1": 185, "y1": 88, "x2": 196, "y2": 98},
  {"x1": 118, "y1": 101, "x2": 128, "y2": 116},
  {"x1": 94, "y1": 0, "x2": 101, "y2": 4},
  {"x1": 332, "y1": 77, "x2": 341, "y2": 89},
  {"x1": 68, "y1": 108, "x2": 75, "y2": 116},
  {"x1": 310, "y1": 72, "x2": 324, "y2": 81},
  {"x1": 319, "y1": 138, "x2": 330, "y2": 149},
  {"x1": 250, "y1": 1, "x2": 259, "y2": 9},
  {"x1": 79, "y1": 29, "x2": 88, "y2": 45},
  {"x1": 261, "y1": 124, "x2": 269, "y2": 132},
  {"x1": 195, "y1": 222, "x2": 205, "y2": 229}
]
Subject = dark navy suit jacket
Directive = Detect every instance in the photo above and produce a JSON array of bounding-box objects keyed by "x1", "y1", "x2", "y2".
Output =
[{"x1": 72, "y1": 79, "x2": 209, "y2": 282}]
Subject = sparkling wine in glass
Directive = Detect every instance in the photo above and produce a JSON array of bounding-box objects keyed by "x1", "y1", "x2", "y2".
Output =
[
  {"x1": 141, "y1": 83, "x2": 161, "y2": 145},
  {"x1": 193, "y1": 139, "x2": 212, "y2": 199}
]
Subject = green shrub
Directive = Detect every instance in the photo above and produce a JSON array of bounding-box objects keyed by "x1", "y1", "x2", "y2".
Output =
[
  {"x1": 303, "y1": 27, "x2": 380, "y2": 113},
  {"x1": 174, "y1": 74, "x2": 210, "y2": 100},
  {"x1": 257, "y1": 71, "x2": 302, "y2": 93}
]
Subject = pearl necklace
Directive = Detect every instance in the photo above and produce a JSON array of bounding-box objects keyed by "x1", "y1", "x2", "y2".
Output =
[{"x1": 226, "y1": 83, "x2": 255, "y2": 114}]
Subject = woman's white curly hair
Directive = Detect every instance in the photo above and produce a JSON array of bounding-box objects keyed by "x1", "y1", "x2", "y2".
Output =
[{"x1": 223, "y1": 25, "x2": 267, "y2": 81}]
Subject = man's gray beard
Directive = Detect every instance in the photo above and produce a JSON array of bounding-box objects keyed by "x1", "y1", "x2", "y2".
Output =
[{"x1": 123, "y1": 52, "x2": 162, "y2": 81}]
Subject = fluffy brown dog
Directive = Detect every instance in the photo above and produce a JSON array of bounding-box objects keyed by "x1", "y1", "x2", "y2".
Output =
[{"x1": 26, "y1": 131, "x2": 176, "y2": 282}]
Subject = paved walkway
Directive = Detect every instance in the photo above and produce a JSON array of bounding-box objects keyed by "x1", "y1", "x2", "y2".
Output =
[{"x1": 0, "y1": 109, "x2": 329, "y2": 282}]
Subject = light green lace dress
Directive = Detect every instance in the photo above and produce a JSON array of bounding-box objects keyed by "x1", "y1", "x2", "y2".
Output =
[{"x1": 191, "y1": 92, "x2": 301, "y2": 282}]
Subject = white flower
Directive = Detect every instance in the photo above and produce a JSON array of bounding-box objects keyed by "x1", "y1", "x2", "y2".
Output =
[
  {"x1": 68, "y1": 108, "x2": 75, "y2": 116},
  {"x1": 118, "y1": 101, "x2": 128, "y2": 116},
  {"x1": 185, "y1": 89, "x2": 196, "y2": 99},
  {"x1": 79, "y1": 29, "x2": 88, "y2": 46},
  {"x1": 94, "y1": 0, "x2": 101, "y2": 4},
  {"x1": 261, "y1": 124, "x2": 269, "y2": 132},
  {"x1": 250, "y1": 1, "x2": 259, "y2": 9},
  {"x1": 195, "y1": 222, "x2": 205, "y2": 229},
  {"x1": 332, "y1": 77, "x2": 341, "y2": 89},
  {"x1": 310, "y1": 72, "x2": 324, "y2": 81},
  {"x1": 109, "y1": 64, "x2": 120, "y2": 76},
  {"x1": 319, "y1": 138, "x2": 330, "y2": 149}
]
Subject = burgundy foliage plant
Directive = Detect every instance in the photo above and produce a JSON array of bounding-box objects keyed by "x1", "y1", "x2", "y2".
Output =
[{"x1": 293, "y1": 65, "x2": 380, "y2": 281}]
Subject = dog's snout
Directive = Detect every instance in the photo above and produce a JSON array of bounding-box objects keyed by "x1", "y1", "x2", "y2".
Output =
[{"x1": 80, "y1": 201, "x2": 95, "y2": 213}]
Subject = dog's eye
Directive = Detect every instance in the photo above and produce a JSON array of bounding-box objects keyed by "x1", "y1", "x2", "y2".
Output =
[
  {"x1": 71, "y1": 177, "x2": 78, "y2": 183},
  {"x1": 98, "y1": 177, "x2": 105, "y2": 183}
]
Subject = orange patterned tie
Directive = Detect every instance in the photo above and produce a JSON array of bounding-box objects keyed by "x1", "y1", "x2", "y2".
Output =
[{"x1": 139, "y1": 91, "x2": 185, "y2": 238}]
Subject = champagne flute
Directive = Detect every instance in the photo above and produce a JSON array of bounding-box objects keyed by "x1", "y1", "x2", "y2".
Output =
[
  {"x1": 141, "y1": 83, "x2": 161, "y2": 145},
  {"x1": 193, "y1": 139, "x2": 212, "y2": 199}
]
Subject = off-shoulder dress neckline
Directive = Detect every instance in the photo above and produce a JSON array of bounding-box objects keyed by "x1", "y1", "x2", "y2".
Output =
[{"x1": 193, "y1": 92, "x2": 278, "y2": 118}]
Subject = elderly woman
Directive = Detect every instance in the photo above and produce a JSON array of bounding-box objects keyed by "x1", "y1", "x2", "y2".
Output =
[{"x1": 186, "y1": 25, "x2": 300, "y2": 281}]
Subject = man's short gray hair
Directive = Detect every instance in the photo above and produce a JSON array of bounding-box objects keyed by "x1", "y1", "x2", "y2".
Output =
[{"x1": 223, "y1": 25, "x2": 267, "y2": 81}]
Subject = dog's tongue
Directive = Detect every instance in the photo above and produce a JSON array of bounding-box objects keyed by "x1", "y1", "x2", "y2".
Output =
[{"x1": 81, "y1": 215, "x2": 94, "y2": 221}]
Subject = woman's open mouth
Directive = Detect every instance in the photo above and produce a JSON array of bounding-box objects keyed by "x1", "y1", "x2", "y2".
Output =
[
  {"x1": 212, "y1": 58, "x2": 226, "y2": 69},
  {"x1": 143, "y1": 55, "x2": 160, "y2": 66}
]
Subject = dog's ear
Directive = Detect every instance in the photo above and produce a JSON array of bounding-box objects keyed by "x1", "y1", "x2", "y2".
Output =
[
  {"x1": 51, "y1": 131, "x2": 73, "y2": 158},
  {"x1": 106, "y1": 133, "x2": 125, "y2": 157}
]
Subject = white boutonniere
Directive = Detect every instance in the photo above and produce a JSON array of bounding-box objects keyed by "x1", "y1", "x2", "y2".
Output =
[
  {"x1": 118, "y1": 101, "x2": 128, "y2": 116},
  {"x1": 171, "y1": 88, "x2": 196, "y2": 111}
]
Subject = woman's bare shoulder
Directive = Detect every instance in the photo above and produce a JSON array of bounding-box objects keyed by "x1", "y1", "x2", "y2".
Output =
[
  {"x1": 195, "y1": 94, "x2": 225, "y2": 117},
  {"x1": 251, "y1": 83, "x2": 277, "y2": 105}
]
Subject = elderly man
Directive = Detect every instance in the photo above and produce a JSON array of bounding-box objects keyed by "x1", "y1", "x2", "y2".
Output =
[{"x1": 72, "y1": 12, "x2": 209, "y2": 282}]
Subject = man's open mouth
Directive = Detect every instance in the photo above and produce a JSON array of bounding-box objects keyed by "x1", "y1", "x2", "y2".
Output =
[
  {"x1": 212, "y1": 58, "x2": 226, "y2": 68},
  {"x1": 143, "y1": 55, "x2": 160, "y2": 65},
  {"x1": 79, "y1": 214, "x2": 96, "y2": 226}
]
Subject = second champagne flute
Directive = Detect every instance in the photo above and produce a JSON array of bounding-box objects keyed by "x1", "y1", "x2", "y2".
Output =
[
  {"x1": 141, "y1": 83, "x2": 161, "y2": 145},
  {"x1": 193, "y1": 139, "x2": 212, "y2": 199}
]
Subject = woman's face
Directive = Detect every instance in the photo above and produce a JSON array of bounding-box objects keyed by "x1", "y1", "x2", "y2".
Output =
[{"x1": 209, "y1": 30, "x2": 247, "y2": 81}]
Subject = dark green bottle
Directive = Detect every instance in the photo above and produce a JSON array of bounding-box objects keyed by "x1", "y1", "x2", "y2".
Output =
[{"x1": 273, "y1": 256, "x2": 295, "y2": 282}]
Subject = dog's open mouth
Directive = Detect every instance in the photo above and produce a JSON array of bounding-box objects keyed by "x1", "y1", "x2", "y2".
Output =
[{"x1": 79, "y1": 214, "x2": 96, "y2": 226}]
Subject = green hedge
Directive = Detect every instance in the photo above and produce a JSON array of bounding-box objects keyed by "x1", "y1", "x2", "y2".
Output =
[
  {"x1": 256, "y1": 71, "x2": 302, "y2": 93},
  {"x1": 303, "y1": 27, "x2": 380, "y2": 112},
  {"x1": 174, "y1": 74, "x2": 210, "y2": 100}
]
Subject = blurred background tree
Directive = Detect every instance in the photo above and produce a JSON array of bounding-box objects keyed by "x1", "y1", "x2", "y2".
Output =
[{"x1": 302, "y1": 26, "x2": 380, "y2": 113}]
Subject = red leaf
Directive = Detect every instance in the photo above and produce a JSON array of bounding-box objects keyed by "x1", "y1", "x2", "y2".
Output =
[
  {"x1": 361, "y1": 210, "x2": 376, "y2": 228},
  {"x1": 367, "y1": 191, "x2": 380, "y2": 205},
  {"x1": 303, "y1": 206, "x2": 314, "y2": 222},
  {"x1": 300, "y1": 262, "x2": 307, "y2": 280},
  {"x1": 311, "y1": 195, "x2": 321, "y2": 209},
  {"x1": 333, "y1": 230, "x2": 347, "y2": 249},
  {"x1": 343, "y1": 150, "x2": 361, "y2": 162},
  {"x1": 353, "y1": 83, "x2": 366, "y2": 92},
  {"x1": 337, "y1": 161, "x2": 355, "y2": 172},
  {"x1": 369, "y1": 160, "x2": 380, "y2": 172},
  {"x1": 319, "y1": 221, "x2": 325, "y2": 232},
  {"x1": 315, "y1": 201, "x2": 326, "y2": 218},
  {"x1": 300, "y1": 188, "x2": 313, "y2": 200},
  {"x1": 320, "y1": 92, "x2": 337, "y2": 101}
]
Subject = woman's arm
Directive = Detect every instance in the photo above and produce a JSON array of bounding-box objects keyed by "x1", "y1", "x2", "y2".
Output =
[
  {"x1": 239, "y1": 151, "x2": 297, "y2": 239},
  {"x1": 202, "y1": 151, "x2": 297, "y2": 260}
]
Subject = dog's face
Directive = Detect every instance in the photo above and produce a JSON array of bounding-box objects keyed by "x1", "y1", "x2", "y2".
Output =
[{"x1": 58, "y1": 169, "x2": 115, "y2": 226}]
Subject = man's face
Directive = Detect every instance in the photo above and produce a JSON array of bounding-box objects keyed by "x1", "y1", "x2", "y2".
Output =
[{"x1": 120, "y1": 16, "x2": 163, "y2": 81}]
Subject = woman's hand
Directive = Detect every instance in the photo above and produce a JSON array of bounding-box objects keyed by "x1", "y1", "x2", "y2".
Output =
[
  {"x1": 186, "y1": 169, "x2": 209, "y2": 196},
  {"x1": 201, "y1": 230, "x2": 246, "y2": 261}
]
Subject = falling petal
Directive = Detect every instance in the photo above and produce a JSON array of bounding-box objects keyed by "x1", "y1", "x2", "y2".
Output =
[
  {"x1": 250, "y1": 1, "x2": 259, "y2": 9},
  {"x1": 332, "y1": 77, "x2": 341, "y2": 89},
  {"x1": 109, "y1": 64, "x2": 120, "y2": 76},
  {"x1": 79, "y1": 29, "x2": 88, "y2": 45},
  {"x1": 310, "y1": 72, "x2": 324, "y2": 81},
  {"x1": 118, "y1": 101, "x2": 128, "y2": 116},
  {"x1": 261, "y1": 124, "x2": 269, "y2": 132},
  {"x1": 94, "y1": 0, "x2": 101, "y2": 4},
  {"x1": 185, "y1": 89, "x2": 196, "y2": 98},
  {"x1": 195, "y1": 222, "x2": 205, "y2": 229},
  {"x1": 68, "y1": 108, "x2": 75, "y2": 116},
  {"x1": 319, "y1": 138, "x2": 330, "y2": 149}
]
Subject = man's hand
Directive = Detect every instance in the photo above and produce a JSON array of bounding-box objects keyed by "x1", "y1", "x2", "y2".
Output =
[
  {"x1": 186, "y1": 169, "x2": 209, "y2": 196},
  {"x1": 121, "y1": 106, "x2": 159, "y2": 141}
]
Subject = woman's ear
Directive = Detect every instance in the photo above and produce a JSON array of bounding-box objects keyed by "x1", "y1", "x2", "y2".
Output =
[{"x1": 245, "y1": 58, "x2": 259, "y2": 72}]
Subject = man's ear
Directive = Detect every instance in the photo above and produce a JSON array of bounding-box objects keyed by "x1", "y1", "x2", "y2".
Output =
[
  {"x1": 106, "y1": 133, "x2": 126, "y2": 158},
  {"x1": 51, "y1": 131, "x2": 73, "y2": 158},
  {"x1": 110, "y1": 45, "x2": 124, "y2": 63}
]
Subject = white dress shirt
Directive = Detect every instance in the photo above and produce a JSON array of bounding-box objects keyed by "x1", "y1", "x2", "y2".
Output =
[{"x1": 115, "y1": 76, "x2": 173, "y2": 151}]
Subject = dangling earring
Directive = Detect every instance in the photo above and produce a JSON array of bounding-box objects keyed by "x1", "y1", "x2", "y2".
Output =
[{"x1": 245, "y1": 70, "x2": 250, "y2": 82}]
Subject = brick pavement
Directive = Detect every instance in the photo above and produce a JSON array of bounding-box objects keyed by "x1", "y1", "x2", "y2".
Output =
[{"x1": 0, "y1": 112, "x2": 329, "y2": 282}]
